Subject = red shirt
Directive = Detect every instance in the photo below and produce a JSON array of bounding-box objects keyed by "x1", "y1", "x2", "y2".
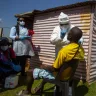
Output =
[
  {"x1": 28, "y1": 30, "x2": 34, "y2": 36},
  {"x1": 28, "y1": 30, "x2": 35, "y2": 49},
  {"x1": 3, "y1": 48, "x2": 16, "y2": 59}
]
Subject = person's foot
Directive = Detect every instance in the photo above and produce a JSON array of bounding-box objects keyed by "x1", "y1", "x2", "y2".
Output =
[
  {"x1": 16, "y1": 90, "x2": 31, "y2": 96},
  {"x1": 68, "y1": 87, "x2": 72, "y2": 96},
  {"x1": 32, "y1": 86, "x2": 41, "y2": 94}
]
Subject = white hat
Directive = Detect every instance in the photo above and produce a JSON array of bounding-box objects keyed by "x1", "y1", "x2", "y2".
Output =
[{"x1": 58, "y1": 12, "x2": 69, "y2": 24}]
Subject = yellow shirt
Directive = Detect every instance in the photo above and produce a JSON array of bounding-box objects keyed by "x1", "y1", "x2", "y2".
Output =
[{"x1": 53, "y1": 43, "x2": 84, "y2": 80}]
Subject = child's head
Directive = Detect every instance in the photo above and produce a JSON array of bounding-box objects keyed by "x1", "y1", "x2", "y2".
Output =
[{"x1": 67, "y1": 27, "x2": 82, "y2": 43}]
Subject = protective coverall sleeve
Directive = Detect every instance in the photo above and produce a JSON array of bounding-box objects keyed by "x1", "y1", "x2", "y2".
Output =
[
  {"x1": 78, "y1": 37, "x2": 83, "y2": 45},
  {"x1": 50, "y1": 27, "x2": 62, "y2": 45}
]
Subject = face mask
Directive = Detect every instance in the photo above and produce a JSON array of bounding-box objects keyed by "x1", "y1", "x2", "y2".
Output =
[
  {"x1": 60, "y1": 24, "x2": 69, "y2": 29},
  {"x1": 19, "y1": 21, "x2": 25, "y2": 26},
  {"x1": 60, "y1": 28, "x2": 68, "y2": 39},
  {"x1": 1, "y1": 45, "x2": 8, "y2": 51}
]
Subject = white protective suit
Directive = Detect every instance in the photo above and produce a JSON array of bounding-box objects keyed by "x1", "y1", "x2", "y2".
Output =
[
  {"x1": 50, "y1": 12, "x2": 83, "y2": 56},
  {"x1": 10, "y1": 26, "x2": 35, "y2": 56}
]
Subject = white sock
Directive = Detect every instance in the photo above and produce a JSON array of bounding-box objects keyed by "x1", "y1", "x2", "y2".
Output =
[{"x1": 68, "y1": 87, "x2": 72, "y2": 96}]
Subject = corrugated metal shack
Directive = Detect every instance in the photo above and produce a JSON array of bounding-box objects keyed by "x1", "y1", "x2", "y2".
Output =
[{"x1": 15, "y1": 1, "x2": 96, "y2": 84}]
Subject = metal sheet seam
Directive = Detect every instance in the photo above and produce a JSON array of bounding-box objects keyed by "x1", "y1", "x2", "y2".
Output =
[{"x1": 87, "y1": 5, "x2": 94, "y2": 82}]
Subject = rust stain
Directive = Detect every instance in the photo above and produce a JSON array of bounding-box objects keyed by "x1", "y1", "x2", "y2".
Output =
[{"x1": 80, "y1": 13, "x2": 91, "y2": 32}]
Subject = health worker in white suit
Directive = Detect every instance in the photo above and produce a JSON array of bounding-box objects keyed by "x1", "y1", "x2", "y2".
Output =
[
  {"x1": 50, "y1": 12, "x2": 83, "y2": 96},
  {"x1": 50, "y1": 12, "x2": 83, "y2": 57}
]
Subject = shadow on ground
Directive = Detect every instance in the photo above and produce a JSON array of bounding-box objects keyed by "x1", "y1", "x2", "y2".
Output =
[{"x1": 74, "y1": 80, "x2": 89, "y2": 96}]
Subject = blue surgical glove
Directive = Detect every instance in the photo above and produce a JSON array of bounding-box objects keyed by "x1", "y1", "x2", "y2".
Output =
[
  {"x1": 10, "y1": 62, "x2": 21, "y2": 72},
  {"x1": 19, "y1": 36, "x2": 31, "y2": 40},
  {"x1": 24, "y1": 36, "x2": 31, "y2": 38},
  {"x1": 78, "y1": 37, "x2": 83, "y2": 44},
  {"x1": 12, "y1": 64, "x2": 21, "y2": 72},
  {"x1": 19, "y1": 37, "x2": 26, "y2": 40},
  {"x1": 60, "y1": 29, "x2": 67, "y2": 39}
]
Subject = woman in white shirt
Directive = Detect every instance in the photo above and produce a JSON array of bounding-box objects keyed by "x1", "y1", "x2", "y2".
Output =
[{"x1": 10, "y1": 17, "x2": 34, "y2": 76}]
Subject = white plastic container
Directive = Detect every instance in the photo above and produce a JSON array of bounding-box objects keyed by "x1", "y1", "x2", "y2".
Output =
[{"x1": 4, "y1": 75, "x2": 19, "y2": 88}]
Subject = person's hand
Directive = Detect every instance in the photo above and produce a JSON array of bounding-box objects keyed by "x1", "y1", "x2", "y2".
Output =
[
  {"x1": 19, "y1": 36, "x2": 31, "y2": 40},
  {"x1": 61, "y1": 40, "x2": 70, "y2": 46},
  {"x1": 19, "y1": 37, "x2": 26, "y2": 40},
  {"x1": 15, "y1": 36, "x2": 19, "y2": 40}
]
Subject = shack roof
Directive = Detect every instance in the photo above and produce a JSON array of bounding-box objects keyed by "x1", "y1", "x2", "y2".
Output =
[{"x1": 15, "y1": 1, "x2": 96, "y2": 18}]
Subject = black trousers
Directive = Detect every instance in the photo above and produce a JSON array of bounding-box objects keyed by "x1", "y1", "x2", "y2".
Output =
[
  {"x1": 16, "y1": 56, "x2": 27, "y2": 76},
  {"x1": 54, "y1": 80, "x2": 73, "y2": 96}
]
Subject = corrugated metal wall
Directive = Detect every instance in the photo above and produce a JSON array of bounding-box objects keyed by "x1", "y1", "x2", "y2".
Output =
[
  {"x1": 89, "y1": 4, "x2": 96, "y2": 83},
  {"x1": 69, "y1": 6, "x2": 91, "y2": 80},
  {"x1": 31, "y1": 5, "x2": 91, "y2": 80}
]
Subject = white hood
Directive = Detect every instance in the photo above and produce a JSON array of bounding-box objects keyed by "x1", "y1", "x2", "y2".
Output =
[{"x1": 58, "y1": 12, "x2": 69, "y2": 24}]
